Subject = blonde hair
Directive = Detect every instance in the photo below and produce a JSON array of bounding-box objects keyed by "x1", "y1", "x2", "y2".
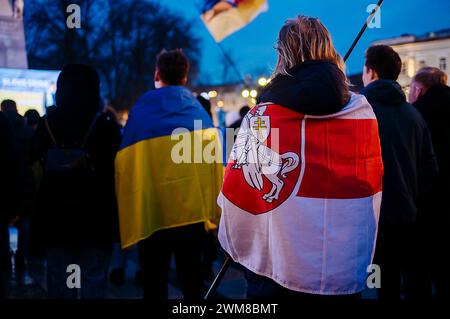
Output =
[{"x1": 273, "y1": 15, "x2": 346, "y2": 77}]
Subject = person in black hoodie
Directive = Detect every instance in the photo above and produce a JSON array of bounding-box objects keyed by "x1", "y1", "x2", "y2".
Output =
[
  {"x1": 35, "y1": 64, "x2": 121, "y2": 299},
  {"x1": 361, "y1": 45, "x2": 438, "y2": 300},
  {"x1": 410, "y1": 67, "x2": 450, "y2": 299}
]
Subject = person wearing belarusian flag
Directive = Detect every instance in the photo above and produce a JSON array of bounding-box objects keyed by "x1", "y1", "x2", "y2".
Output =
[{"x1": 218, "y1": 15, "x2": 384, "y2": 299}]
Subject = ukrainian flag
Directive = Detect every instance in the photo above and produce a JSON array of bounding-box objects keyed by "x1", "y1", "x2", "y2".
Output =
[{"x1": 115, "y1": 86, "x2": 223, "y2": 248}]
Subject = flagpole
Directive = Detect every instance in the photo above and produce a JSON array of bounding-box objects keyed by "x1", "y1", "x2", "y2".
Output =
[
  {"x1": 204, "y1": 253, "x2": 233, "y2": 300},
  {"x1": 343, "y1": 0, "x2": 384, "y2": 62},
  {"x1": 217, "y1": 42, "x2": 247, "y2": 84},
  {"x1": 204, "y1": 0, "x2": 386, "y2": 300}
]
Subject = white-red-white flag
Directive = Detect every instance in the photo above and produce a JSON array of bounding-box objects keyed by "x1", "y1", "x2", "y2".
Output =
[{"x1": 218, "y1": 94, "x2": 383, "y2": 294}]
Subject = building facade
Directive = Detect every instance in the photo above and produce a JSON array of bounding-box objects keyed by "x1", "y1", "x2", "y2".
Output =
[{"x1": 373, "y1": 29, "x2": 450, "y2": 88}]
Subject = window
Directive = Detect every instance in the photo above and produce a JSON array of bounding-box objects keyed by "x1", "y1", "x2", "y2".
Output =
[{"x1": 439, "y1": 57, "x2": 447, "y2": 71}]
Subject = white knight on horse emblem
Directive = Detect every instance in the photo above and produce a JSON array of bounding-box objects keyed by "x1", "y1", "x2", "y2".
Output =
[{"x1": 231, "y1": 105, "x2": 300, "y2": 203}]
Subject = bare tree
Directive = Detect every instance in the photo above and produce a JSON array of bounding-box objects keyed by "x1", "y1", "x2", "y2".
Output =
[{"x1": 24, "y1": 0, "x2": 200, "y2": 109}]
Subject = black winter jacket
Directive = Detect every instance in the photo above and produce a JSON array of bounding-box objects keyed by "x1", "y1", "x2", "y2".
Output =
[
  {"x1": 414, "y1": 84, "x2": 450, "y2": 193},
  {"x1": 414, "y1": 84, "x2": 450, "y2": 235},
  {"x1": 362, "y1": 80, "x2": 438, "y2": 225}
]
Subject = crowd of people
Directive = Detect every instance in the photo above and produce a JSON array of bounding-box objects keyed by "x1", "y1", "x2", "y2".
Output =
[{"x1": 0, "y1": 15, "x2": 449, "y2": 301}]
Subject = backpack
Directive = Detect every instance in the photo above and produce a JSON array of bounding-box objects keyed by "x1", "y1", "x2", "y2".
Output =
[
  {"x1": 42, "y1": 114, "x2": 100, "y2": 216},
  {"x1": 44, "y1": 113, "x2": 99, "y2": 173}
]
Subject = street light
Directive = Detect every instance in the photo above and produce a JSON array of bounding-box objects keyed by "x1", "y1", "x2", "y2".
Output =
[
  {"x1": 217, "y1": 100, "x2": 224, "y2": 107},
  {"x1": 208, "y1": 90, "x2": 218, "y2": 98},
  {"x1": 241, "y1": 89, "x2": 250, "y2": 98},
  {"x1": 250, "y1": 89, "x2": 258, "y2": 98},
  {"x1": 258, "y1": 77, "x2": 268, "y2": 86}
]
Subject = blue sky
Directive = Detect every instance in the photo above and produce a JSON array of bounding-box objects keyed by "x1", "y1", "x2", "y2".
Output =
[{"x1": 160, "y1": 0, "x2": 450, "y2": 85}]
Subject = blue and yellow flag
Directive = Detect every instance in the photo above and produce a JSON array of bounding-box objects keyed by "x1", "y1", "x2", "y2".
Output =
[{"x1": 115, "y1": 86, "x2": 223, "y2": 248}]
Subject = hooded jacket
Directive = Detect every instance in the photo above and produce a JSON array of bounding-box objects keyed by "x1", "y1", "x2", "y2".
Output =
[
  {"x1": 35, "y1": 64, "x2": 122, "y2": 244},
  {"x1": 361, "y1": 80, "x2": 438, "y2": 225},
  {"x1": 258, "y1": 60, "x2": 350, "y2": 114}
]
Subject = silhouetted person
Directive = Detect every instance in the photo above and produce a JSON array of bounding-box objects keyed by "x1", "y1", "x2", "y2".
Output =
[
  {"x1": 361, "y1": 45, "x2": 438, "y2": 300},
  {"x1": 23, "y1": 109, "x2": 44, "y2": 260},
  {"x1": 410, "y1": 67, "x2": 450, "y2": 299},
  {"x1": 34, "y1": 64, "x2": 121, "y2": 299},
  {"x1": 0, "y1": 111, "x2": 19, "y2": 298},
  {"x1": 1, "y1": 99, "x2": 35, "y2": 271}
]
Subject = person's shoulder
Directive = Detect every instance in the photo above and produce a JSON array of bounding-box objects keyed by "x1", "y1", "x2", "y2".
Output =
[
  {"x1": 0, "y1": 112, "x2": 13, "y2": 138},
  {"x1": 128, "y1": 89, "x2": 164, "y2": 119},
  {"x1": 134, "y1": 89, "x2": 161, "y2": 107},
  {"x1": 401, "y1": 102, "x2": 428, "y2": 128},
  {"x1": 420, "y1": 84, "x2": 450, "y2": 108},
  {"x1": 428, "y1": 83, "x2": 450, "y2": 97},
  {"x1": 403, "y1": 101, "x2": 422, "y2": 116}
]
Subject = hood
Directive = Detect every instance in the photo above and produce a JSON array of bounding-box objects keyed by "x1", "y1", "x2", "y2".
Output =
[
  {"x1": 361, "y1": 79, "x2": 406, "y2": 106},
  {"x1": 54, "y1": 64, "x2": 100, "y2": 120},
  {"x1": 258, "y1": 60, "x2": 350, "y2": 116},
  {"x1": 46, "y1": 64, "x2": 101, "y2": 145}
]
